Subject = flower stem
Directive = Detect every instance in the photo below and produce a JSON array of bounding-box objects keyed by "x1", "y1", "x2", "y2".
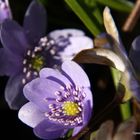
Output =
[
  {"x1": 111, "y1": 68, "x2": 131, "y2": 121},
  {"x1": 120, "y1": 102, "x2": 131, "y2": 120},
  {"x1": 123, "y1": 0, "x2": 140, "y2": 32}
]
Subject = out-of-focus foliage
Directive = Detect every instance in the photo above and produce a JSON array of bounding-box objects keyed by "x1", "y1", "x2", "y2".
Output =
[{"x1": 65, "y1": 0, "x2": 134, "y2": 36}]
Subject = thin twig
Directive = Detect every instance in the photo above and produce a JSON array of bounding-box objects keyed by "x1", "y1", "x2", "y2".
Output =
[{"x1": 122, "y1": 0, "x2": 140, "y2": 32}]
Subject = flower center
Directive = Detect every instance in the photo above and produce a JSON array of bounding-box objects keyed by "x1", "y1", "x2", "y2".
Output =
[
  {"x1": 31, "y1": 55, "x2": 44, "y2": 72},
  {"x1": 22, "y1": 37, "x2": 55, "y2": 84},
  {"x1": 45, "y1": 84, "x2": 86, "y2": 126},
  {"x1": 63, "y1": 101, "x2": 80, "y2": 116}
]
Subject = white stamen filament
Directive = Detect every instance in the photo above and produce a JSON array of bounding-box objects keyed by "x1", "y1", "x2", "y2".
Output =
[{"x1": 27, "y1": 50, "x2": 31, "y2": 56}]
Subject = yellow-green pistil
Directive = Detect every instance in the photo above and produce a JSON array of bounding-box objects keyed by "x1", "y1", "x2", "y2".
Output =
[
  {"x1": 63, "y1": 101, "x2": 80, "y2": 116},
  {"x1": 31, "y1": 55, "x2": 44, "y2": 72}
]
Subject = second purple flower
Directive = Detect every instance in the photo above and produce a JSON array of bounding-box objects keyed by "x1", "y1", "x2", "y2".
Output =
[{"x1": 0, "y1": 0, "x2": 93, "y2": 109}]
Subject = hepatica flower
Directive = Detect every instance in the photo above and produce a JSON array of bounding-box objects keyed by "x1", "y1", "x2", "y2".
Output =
[
  {"x1": 129, "y1": 36, "x2": 140, "y2": 79},
  {"x1": 18, "y1": 61, "x2": 93, "y2": 139},
  {"x1": 0, "y1": 0, "x2": 12, "y2": 23},
  {"x1": 0, "y1": 0, "x2": 93, "y2": 109}
]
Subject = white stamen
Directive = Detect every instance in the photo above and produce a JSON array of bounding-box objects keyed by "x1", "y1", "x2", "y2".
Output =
[
  {"x1": 55, "y1": 112, "x2": 60, "y2": 116},
  {"x1": 64, "y1": 123, "x2": 69, "y2": 126},
  {"x1": 75, "y1": 86, "x2": 79, "y2": 91},
  {"x1": 27, "y1": 50, "x2": 31, "y2": 56},
  {"x1": 34, "y1": 47, "x2": 42, "y2": 52},
  {"x1": 44, "y1": 112, "x2": 50, "y2": 117},
  {"x1": 29, "y1": 64, "x2": 32, "y2": 68},
  {"x1": 50, "y1": 49, "x2": 55, "y2": 55},
  {"x1": 48, "y1": 116, "x2": 53, "y2": 121},
  {"x1": 23, "y1": 59, "x2": 27, "y2": 64},
  {"x1": 51, "y1": 118, "x2": 57, "y2": 121},
  {"x1": 26, "y1": 71, "x2": 31, "y2": 78},
  {"x1": 56, "y1": 97, "x2": 62, "y2": 102},
  {"x1": 60, "y1": 86, "x2": 65, "y2": 90},
  {"x1": 73, "y1": 91, "x2": 78, "y2": 96},
  {"x1": 42, "y1": 42, "x2": 46, "y2": 46},
  {"x1": 74, "y1": 96, "x2": 80, "y2": 101},
  {"x1": 40, "y1": 37, "x2": 48, "y2": 42},
  {"x1": 78, "y1": 102, "x2": 82, "y2": 106},
  {"x1": 23, "y1": 67, "x2": 27, "y2": 73},
  {"x1": 22, "y1": 79, "x2": 26, "y2": 84},
  {"x1": 49, "y1": 104, "x2": 55, "y2": 109},
  {"x1": 66, "y1": 84, "x2": 71, "y2": 90},
  {"x1": 47, "y1": 42, "x2": 50, "y2": 46},
  {"x1": 64, "y1": 92, "x2": 70, "y2": 98},
  {"x1": 31, "y1": 53, "x2": 35, "y2": 58},
  {"x1": 50, "y1": 40, "x2": 55, "y2": 45},
  {"x1": 82, "y1": 92, "x2": 86, "y2": 98},
  {"x1": 57, "y1": 109, "x2": 62, "y2": 113},
  {"x1": 76, "y1": 86, "x2": 82, "y2": 92},
  {"x1": 78, "y1": 107, "x2": 82, "y2": 112},
  {"x1": 33, "y1": 71, "x2": 38, "y2": 76},
  {"x1": 55, "y1": 91, "x2": 61, "y2": 96}
]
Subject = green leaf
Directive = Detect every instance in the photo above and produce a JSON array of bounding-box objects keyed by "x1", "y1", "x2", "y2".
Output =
[
  {"x1": 84, "y1": 0, "x2": 103, "y2": 24},
  {"x1": 97, "y1": 0, "x2": 134, "y2": 13},
  {"x1": 65, "y1": 0, "x2": 104, "y2": 36},
  {"x1": 120, "y1": 102, "x2": 131, "y2": 120}
]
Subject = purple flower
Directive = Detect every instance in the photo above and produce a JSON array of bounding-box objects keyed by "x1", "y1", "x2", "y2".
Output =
[
  {"x1": 129, "y1": 36, "x2": 140, "y2": 78},
  {"x1": 18, "y1": 61, "x2": 93, "y2": 140},
  {"x1": 0, "y1": 0, "x2": 93, "y2": 109},
  {"x1": 0, "y1": 0, "x2": 12, "y2": 23}
]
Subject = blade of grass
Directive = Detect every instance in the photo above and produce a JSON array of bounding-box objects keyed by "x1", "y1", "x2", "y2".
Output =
[
  {"x1": 84, "y1": 0, "x2": 103, "y2": 24},
  {"x1": 97, "y1": 0, "x2": 134, "y2": 13},
  {"x1": 65, "y1": 0, "x2": 103, "y2": 36}
]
